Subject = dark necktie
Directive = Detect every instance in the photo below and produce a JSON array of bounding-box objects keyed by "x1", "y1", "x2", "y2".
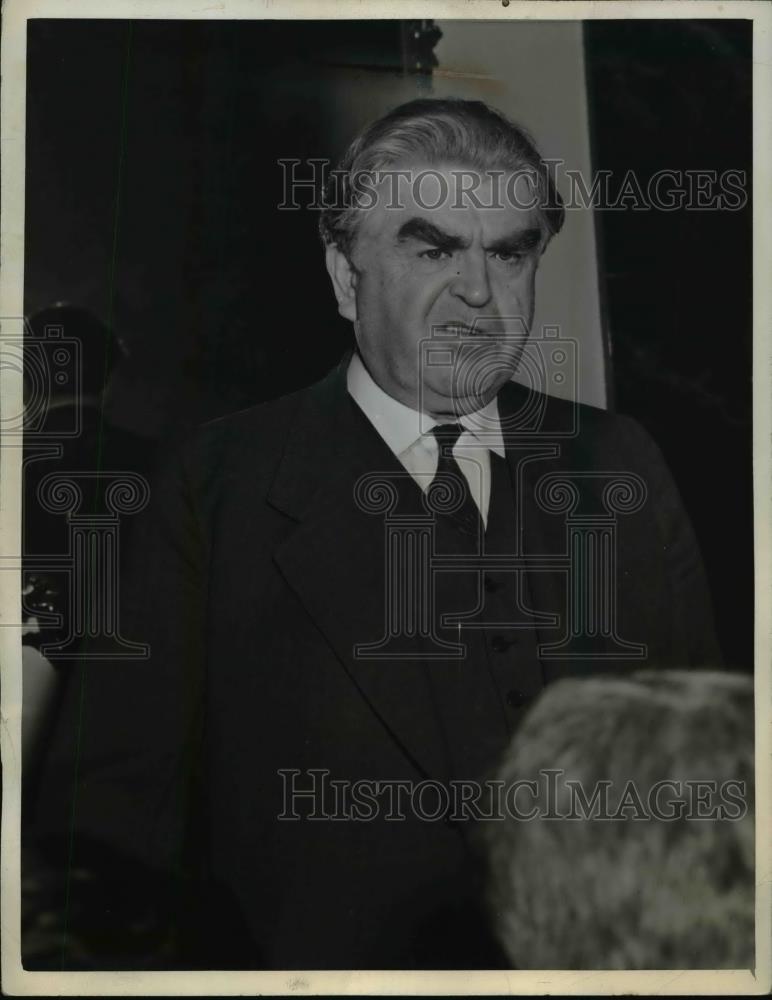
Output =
[{"x1": 428, "y1": 424, "x2": 485, "y2": 541}]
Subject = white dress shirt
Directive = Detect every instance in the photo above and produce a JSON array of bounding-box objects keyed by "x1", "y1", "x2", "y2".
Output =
[{"x1": 346, "y1": 351, "x2": 506, "y2": 527}]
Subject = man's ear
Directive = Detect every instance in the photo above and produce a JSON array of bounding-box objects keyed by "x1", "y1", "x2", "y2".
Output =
[{"x1": 324, "y1": 243, "x2": 358, "y2": 323}]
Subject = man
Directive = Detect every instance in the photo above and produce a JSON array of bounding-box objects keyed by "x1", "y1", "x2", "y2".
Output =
[
  {"x1": 30, "y1": 99, "x2": 721, "y2": 970},
  {"x1": 482, "y1": 670, "x2": 754, "y2": 969}
]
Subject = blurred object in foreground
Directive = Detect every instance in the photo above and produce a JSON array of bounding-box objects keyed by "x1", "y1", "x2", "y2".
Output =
[{"x1": 482, "y1": 670, "x2": 754, "y2": 969}]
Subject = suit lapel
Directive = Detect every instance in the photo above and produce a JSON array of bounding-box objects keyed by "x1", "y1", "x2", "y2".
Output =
[
  {"x1": 268, "y1": 359, "x2": 448, "y2": 780},
  {"x1": 267, "y1": 363, "x2": 619, "y2": 779}
]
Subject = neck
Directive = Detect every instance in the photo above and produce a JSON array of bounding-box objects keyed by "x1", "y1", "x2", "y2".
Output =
[
  {"x1": 354, "y1": 350, "x2": 494, "y2": 420},
  {"x1": 427, "y1": 397, "x2": 494, "y2": 422}
]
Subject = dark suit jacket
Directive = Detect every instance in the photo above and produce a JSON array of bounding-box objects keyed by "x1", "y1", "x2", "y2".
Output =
[{"x1": 33, "y1": 355, "x2": 721, "y2": 969}]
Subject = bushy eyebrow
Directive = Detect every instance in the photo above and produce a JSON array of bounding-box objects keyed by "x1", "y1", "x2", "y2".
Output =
[
  {"x1": 395, "y1": 216, "x2": 543, "y2": 255},
  {"x1": 396, "y1": 217, "x2": 468, "y2": 251},
  {"x1": 487, "y1": 228, "x2": 543, "y2": 254}
]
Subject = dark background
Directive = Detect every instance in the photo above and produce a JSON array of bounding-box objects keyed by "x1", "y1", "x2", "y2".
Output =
[
  {"x1": 584, "y1": 21, "x2": 753, "y2": 670},
  {"x1": 24, "y1": 18, "x2": 753, "y2": 668}
]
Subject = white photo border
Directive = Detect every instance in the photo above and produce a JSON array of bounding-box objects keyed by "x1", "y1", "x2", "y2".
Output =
[{"x1": 1, "y1": 1, "x2": 769, "y2": 994}]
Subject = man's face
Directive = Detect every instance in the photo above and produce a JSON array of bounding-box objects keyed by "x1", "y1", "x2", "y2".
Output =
[{"x1": 326, "y1": 162, "x2": 548, "y2": 418}]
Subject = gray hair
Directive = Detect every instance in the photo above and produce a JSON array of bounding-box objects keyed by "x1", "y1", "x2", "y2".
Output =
[
  {"x1": 481, "y1": 669, "x2": 754, "y2": 969},
  {"x1": 318, "y1": 97, "x2": 565, "y2": 258}
]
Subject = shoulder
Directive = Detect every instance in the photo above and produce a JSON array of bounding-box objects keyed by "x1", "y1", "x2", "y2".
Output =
[
  {"x1": 499, "y1": 379, "x2": 660, "y2": 464},
  {"x1": 151, "y1": 384, "x2": 313, "y2": 515},
  {"x1": 191, "y1": 387, "x2": 306, "y2": 466}
]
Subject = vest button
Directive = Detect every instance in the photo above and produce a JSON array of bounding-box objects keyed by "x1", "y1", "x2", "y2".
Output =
[
  {"x1": 491, "y1": 635, "x2": 511, "y2": 653},
  {"x1": 506, "y1": 688, "x2": 530, "y2": 709}
]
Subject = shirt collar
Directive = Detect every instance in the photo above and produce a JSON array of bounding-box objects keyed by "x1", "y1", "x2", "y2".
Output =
[{"x1": 346, "y1": 351, "x2": 505, "y2": 459}]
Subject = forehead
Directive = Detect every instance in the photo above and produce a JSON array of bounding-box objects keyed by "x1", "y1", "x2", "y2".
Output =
[{"x1": 355, "y1": 160, "x2": 541, "y2": 243}]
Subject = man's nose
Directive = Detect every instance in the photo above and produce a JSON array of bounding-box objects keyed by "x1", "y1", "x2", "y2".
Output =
[{"x1": 448, "y1": 251, "x2": 492, "y2": 308}]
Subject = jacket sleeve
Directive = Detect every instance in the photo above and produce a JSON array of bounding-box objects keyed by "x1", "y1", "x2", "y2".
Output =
[
  {"x1": 28, "y1": 438, "x2": 209, "y2": 968},
  {"x1": 617, "y1": 414, "x2": 724, "y2": 669}
]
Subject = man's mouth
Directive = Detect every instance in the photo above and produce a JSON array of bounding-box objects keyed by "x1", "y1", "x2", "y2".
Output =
[
  {"x1": 432, "y1": 320, "x2": 529, "y2": 339},
  {"x1": 434, "y1": 322, "x2": 490, "y2": 337},
  {"x1": 432, "y1": 322, "x2": 505, "y2": 340}
]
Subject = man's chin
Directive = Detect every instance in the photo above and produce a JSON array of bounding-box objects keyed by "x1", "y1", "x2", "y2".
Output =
[{"x1": 422, "y1": 376, "x2": 509, "y2": 419}]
